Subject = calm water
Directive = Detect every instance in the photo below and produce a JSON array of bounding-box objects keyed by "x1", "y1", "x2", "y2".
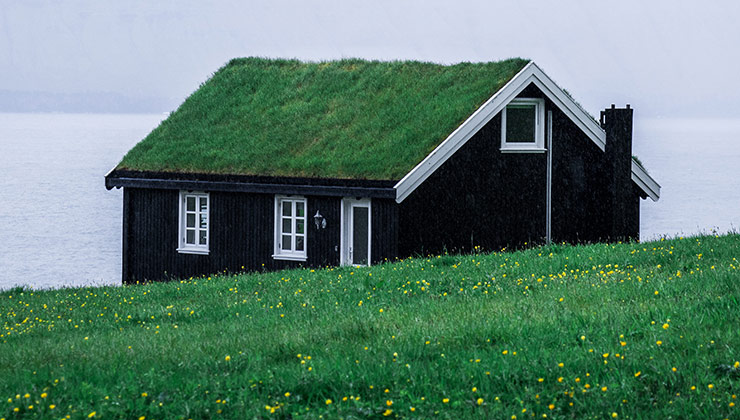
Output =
[
  {"x1": 0, "y1": 113, "x2": 738, "y2": 290},
  {"x1": 0, "y1": 113, "x2": 164, "y2": 290}
]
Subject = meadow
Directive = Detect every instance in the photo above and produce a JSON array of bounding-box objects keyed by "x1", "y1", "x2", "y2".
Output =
[{"x1": 1, "y1": 234, "x2": 739, "y2": 419}]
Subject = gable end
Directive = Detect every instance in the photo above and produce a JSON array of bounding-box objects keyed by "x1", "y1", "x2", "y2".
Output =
[{"x1": 394, "y1": 62, "x2": 608, "y2": 203}]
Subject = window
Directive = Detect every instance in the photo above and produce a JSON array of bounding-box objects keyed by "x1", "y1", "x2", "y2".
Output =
[
  {"x1": 273, "y1": 196, "x2": 307, "y2": 261},
  {"x1": 500, "y1": 98, "x2": 545, "y2": 152},
  {"x1": 178, "y1": 191, "x2": 209, "y2": 254}
]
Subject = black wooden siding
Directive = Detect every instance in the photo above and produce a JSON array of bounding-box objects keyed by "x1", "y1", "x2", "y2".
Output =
[
  {"x1": 399, "y1": 109, "x2": 547, "y2": 256},
  {"x1": 122, "y1": 189, "x2": 398, "y2": 283},
  {"x1": 399, "y1": 83, "x2": 642, "y2": 256}
]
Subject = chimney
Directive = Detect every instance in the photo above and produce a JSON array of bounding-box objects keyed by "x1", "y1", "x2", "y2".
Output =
[{"x1": 602, "y1": 105, "x2": 634, "y2": 241}]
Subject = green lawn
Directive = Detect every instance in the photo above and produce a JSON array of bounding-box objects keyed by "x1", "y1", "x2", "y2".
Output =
[
  {"x1": 2, "y1": 234, "x2": 739, "y2": 419},
  {"x1": 117, "y1": 57, "x2": 529, "y2": 180}
]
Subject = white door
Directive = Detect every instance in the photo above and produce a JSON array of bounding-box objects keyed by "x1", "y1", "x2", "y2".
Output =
[{"x1": 341, "y1": 198, "x2": 371, "y2": 266}]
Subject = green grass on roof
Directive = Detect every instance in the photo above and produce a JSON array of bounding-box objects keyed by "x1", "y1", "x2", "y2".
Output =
[{"x1": 118, "y1": 57, "x2": 530, "y2": 180}]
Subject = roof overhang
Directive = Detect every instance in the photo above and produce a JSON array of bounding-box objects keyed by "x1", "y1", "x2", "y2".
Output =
[
  {"x1": 393, "y1": 61, "x2": 659, "y2": 203},
  {"x1": 631, "y1": 160, "x2": 661, "y2": 201},
  {"x1": 106, "y1": 174, "x2": 396, "y2": 199}
]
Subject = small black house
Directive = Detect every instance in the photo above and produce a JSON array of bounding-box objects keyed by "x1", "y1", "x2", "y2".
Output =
[{"x1": 105, "y1": 58, "x2": 660, "y2": 283}]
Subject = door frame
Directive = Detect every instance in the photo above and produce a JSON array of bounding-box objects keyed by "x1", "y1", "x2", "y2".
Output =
[{"x1": 340, "y1": 198, "x2": 372, "y2": 266}]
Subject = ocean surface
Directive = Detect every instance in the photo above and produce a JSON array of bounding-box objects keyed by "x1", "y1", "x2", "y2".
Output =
[{"x1": 0, "y1": 113, "x2": 738, "y2": 290}]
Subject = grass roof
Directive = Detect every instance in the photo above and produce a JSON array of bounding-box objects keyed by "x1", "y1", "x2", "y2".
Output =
[{"x1": 118, "y1": 57, "x2": 530, "y2": 180}]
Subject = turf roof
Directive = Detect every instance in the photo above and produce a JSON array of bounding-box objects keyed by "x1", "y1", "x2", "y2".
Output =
[{"x1": 118, "y1": 57, "x2": 530, "y2": 180}]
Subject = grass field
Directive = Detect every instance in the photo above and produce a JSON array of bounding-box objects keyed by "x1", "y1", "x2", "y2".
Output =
[{"x1": 2, "y1": 234, "x2": 739, "y2": 419}]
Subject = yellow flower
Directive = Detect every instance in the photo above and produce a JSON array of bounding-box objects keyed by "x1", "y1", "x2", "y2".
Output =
[
  {"x1": 708, "y1": 384, "x2": 714, "y2": 389},
  {"x1": 472, "y1": 387, "x2": 477, "y2": 392},
  {"x1": 557, "y1": 363, "x2": 564, "y2": 368},
  {"x1": 603, "y1": 353, "x2": 609, "y2": 358},
  {"x1": 538, "y1": 378, "x2": 544, "y2": 382},
  {"x1": 548, "y1": 404, "x2": 554, "y2": 410},
  {"x1": 442, "y1": 398, "x2": 449, "y2": 404},
  {"x1": 410, "y1": 407, "x2": 416, "y2": 412},
  {"x1": 40, "y1": 393, "x2": 47, "y2": 398},
  {"x1": 601, "y1": 386, "x2": 608, "y2": 392},
  {"x1": 284, "y1": 392, "x2": 290, "y2": 397},
  {"x1": 139, "y1": 417, "x2": 146, "y2": 420},
  {"x1": 386, "y1": 400, "x2": 393, "y2": 406},
  {"x1": 379, "y1": 308, "x2": 384, "y2": 313},
  {"x1": 383, "y1": 409, "x2": 393, "y2": 416},
  {"x1": 225, "y1": 355, "x2": 231, "y2": 362},
  {"x1": 88, "y1": 412, "x2": 96, "y2": 418},
  {"x1": 662, "y1": 323, "x2": 669, "y2": 329},
  {"x1": 477, "y1": 398, "x2": 484, "y2": 405},
  {"x1": 612, "y1": 413, "x2": 618, "y2": 418},
  {"x1": 634, "y1": 371, "x2": 641, "y2": 377},
  {"x1": 141, "y1": 392, "x2": 148, "y2": 397},
  {"x1": 656, "y1": 340, "x2": 663, "y2": 346},
  {"x1": 325, "y1": 399, "x2": 332, "y2": 405},
  {"x1": 23, "y1": 393, "x2": 30, "y2": 399},
  {"x1": 49, "y1": 405, "x2": 56, "y2": 409}
]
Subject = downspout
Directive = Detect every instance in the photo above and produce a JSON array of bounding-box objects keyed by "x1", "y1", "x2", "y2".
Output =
[{"x1": 546, "y1": 110, "x2": 553, "y2": 244}]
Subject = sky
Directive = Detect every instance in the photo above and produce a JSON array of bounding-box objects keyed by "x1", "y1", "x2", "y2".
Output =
[{"x1": 1, "y1": 0, "x2": 739, "y2": 118}]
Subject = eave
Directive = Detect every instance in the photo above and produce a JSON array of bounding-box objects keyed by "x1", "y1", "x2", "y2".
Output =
[
  {"x1": 631, "y1": 160, "x2": 661, "y2": 202},
  {"x1": 105, "y1": 171, "x2": 396, "y2": 199}
]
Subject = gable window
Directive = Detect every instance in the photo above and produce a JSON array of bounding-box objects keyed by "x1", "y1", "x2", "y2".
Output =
[
  {"x1": 273, "y1": 196, "x2": 307, "y2": 261},
  {"x1": 177, "y1": 191, "x2": 209, "y2": 254},
  {"x1": 500, "y1": 98, "x2": 546, "y2": 152}
]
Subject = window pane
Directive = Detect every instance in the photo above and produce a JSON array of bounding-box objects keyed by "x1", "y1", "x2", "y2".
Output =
[
  {"x1": 199, "y1": 230, "x2": 207, "y2": 245},
  {"x1": 186, "y1": 229, "x2": 195, "y2": 244},
  {"x1": 186, "y1": 213, "x2": 195, "y2": 228},
  {"x1": 282, "y1": 201, "x2": 291, "y2": 217},
  {"x1": 296, "y1": 201, "x2": 305, "y2": 218},
  {"x1": 281, "y1": 235, "x2": 291, "y2": 250},
  {"x1": 282, "y1": 218, "x2": 292, "y2": 234},
  {"x1": 352, "y1": 207, "x2": 369, "y2": 265},
  {"x1": 186, "y1": 197, "x2": 195, "y2": 211},
  {"x1": 296, "y1": 219, "x2": 304, "y2": 234},
  {"x1": 506, "y1": 105, "x2": 536, "y2": 143},
  {"x1": 200, "y1": 213, "x2": 208, "y2": 229},
  {"x1": 199, "y1": 197, "x2": 207, "y2": 212},
  {"x1": 296, "y1": 235, "x2": 304, "y2": 251}
]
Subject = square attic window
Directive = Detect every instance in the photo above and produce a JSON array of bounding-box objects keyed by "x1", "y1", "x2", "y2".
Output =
[{"x1": 500, "y1": 98, "x2": 545, "y2": 152}]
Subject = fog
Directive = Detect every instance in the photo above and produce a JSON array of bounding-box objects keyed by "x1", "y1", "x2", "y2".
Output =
[{"x1": 1, "y1": 0, "x2": 738, "y2": 117}]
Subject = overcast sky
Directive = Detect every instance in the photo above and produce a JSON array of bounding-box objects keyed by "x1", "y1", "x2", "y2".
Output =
[{"x1": 1, "y1": 0, "x2": 738, "y2": 118}]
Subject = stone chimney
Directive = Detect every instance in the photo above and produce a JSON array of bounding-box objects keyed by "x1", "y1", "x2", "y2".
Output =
[{"x1": 601, "y1": 104, "x2": 635, "y2": 241}]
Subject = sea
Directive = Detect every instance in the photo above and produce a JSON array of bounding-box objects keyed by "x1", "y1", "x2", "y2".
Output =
[{"x1": 0, "y1": 113, "x2": 738, "y2": 290}]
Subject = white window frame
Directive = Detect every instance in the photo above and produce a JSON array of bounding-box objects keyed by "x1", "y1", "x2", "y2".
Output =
[
  {"x1": 500, "y1": 98, "x2": 546, "y2": 153},
  {"x1": 340, "y1": 198, "x2": 372, "y2": 267},
  {"x1": 273, "y1": 195, "x2": 308, "y2": 261},
  {"x1": 177, "y1": 191, "x2": 210, "y2": 255}
]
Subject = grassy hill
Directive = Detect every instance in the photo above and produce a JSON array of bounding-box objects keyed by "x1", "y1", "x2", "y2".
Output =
[{"x1": 2, "y1": 234, "x2": 739, "y2": 419}]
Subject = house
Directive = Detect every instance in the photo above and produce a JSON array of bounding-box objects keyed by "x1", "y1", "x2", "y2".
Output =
[{"x1": 105, "y1": 58, "x2": 660, "y2": 283}]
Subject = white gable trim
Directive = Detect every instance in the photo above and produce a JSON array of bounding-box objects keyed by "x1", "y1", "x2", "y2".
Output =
[
  {"x1": 394, "y1": 62, "x2": 607, "y2": 203},
  {"x1": 631, "y1": 160, "x2": 661, "y2": 202}
]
